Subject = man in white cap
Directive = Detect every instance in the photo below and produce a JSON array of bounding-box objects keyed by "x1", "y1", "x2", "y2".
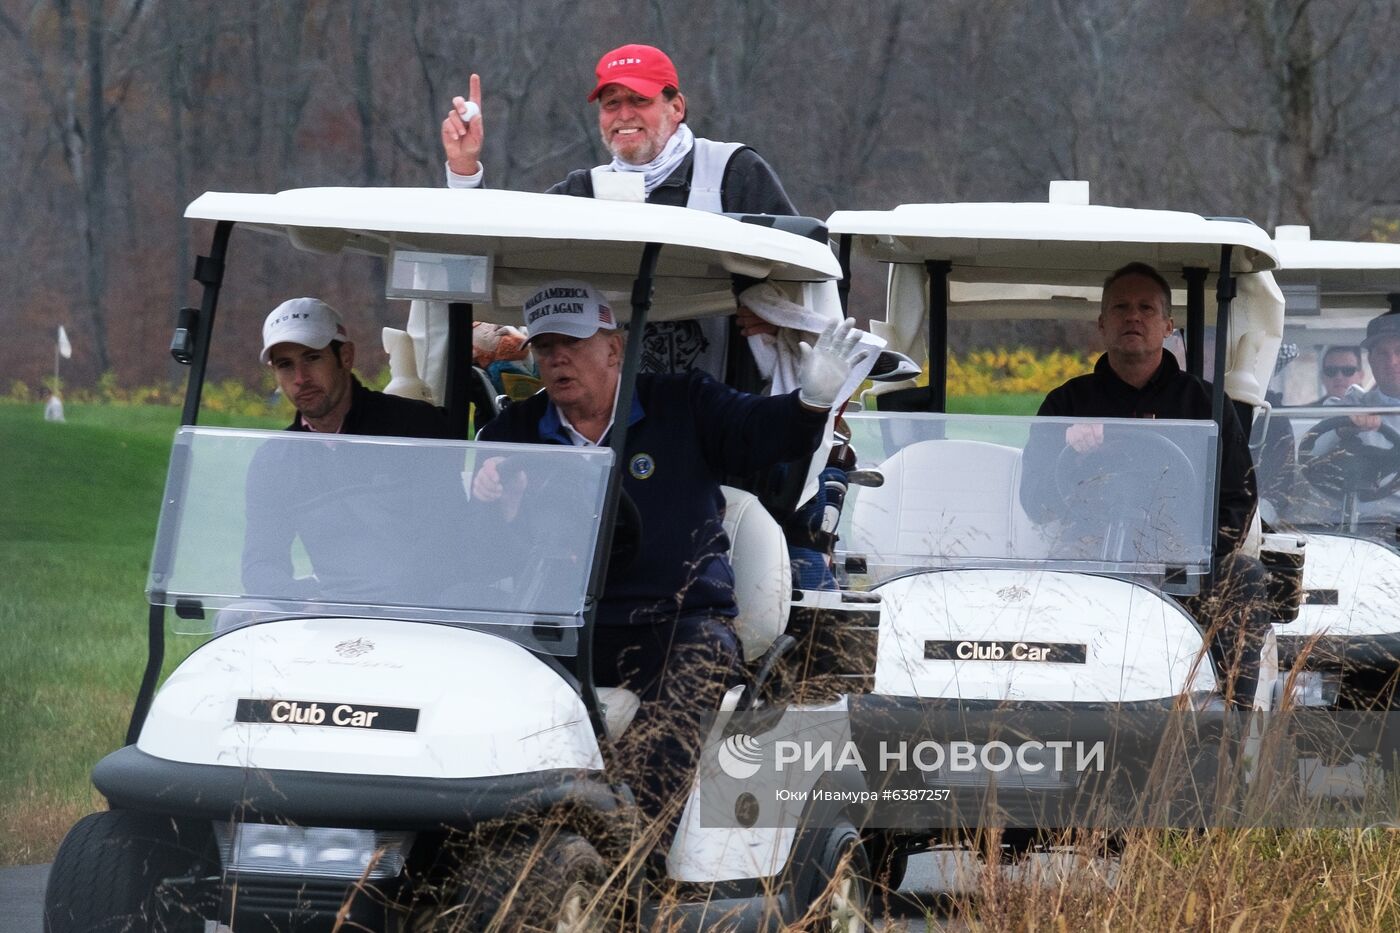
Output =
[
  {"x1": 260, "y1": 297, "x2": 455, "y2": 438},
  {"x1": 242, "y1": 298, "x2": 460, "y2": 598},
  {"x1": 440, "y1": 43, "x2": 794, "y2": 380},
  {"x1": 472, "y1": 279, "x2": 868, "y2": 855}
]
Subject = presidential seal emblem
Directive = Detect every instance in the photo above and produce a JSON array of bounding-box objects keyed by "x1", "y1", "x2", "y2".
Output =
[{"x1": 629, "y1": 453, "x2": 656, "y2": 479}]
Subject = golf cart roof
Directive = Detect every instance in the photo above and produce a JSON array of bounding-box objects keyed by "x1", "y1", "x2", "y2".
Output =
[
  {"x1": 828, "y1": 190, "x2": 1284, "y2": 408},
  {"x1": 827, "y1": 201, "x2": 1278, "y2": 282},
  {"x1": 1275, "y1": 225, "x2": 1400, "y2": 277},
  {"x1": 1268, "y1": 227, "x2": 1400, "y2": 380},
  {"x1": 1273, "y1": 226, "x2": 1400, "y2": 314},
  {"x1": 186, "y1": 188, "x2": 841, "y2": 323}
]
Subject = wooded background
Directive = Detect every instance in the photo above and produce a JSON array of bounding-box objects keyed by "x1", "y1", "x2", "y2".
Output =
[{"x1": 3, "y1": 0, "x2": 1398, "y2": 391}]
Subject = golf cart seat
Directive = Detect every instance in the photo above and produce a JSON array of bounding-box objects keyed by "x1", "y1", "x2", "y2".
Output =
[
  {"x1": 850, "y1": 439, "x2": 1044, "y2": 559},
  {"x1": 721, "y1": 486, "x2": 793, "y2": 662},
  {"x1": 596, "y1": 687, "x2": 641, "y2": 741},
  {"x1": 596, "y1": 487, "x2": 790, "y2": 741}
]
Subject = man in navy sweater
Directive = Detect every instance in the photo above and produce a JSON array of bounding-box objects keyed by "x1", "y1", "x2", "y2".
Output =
[{"x1": 473, "y1": 280, "x2": 867, "y2": 848}]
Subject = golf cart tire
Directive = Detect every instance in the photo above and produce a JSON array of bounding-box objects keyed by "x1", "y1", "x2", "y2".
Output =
[
  {"x1": 43, "y1": 809, "x2": 213, "y2": 933},
  {"x1": 794, "y1": 820, "x2": 872, "y2": 932},
  {"x1": 436, "y1": 830, "x2": 610, "y2": 932},
  {"x1": 861, "y1": 831, "x2": 908, "y2": 892}
]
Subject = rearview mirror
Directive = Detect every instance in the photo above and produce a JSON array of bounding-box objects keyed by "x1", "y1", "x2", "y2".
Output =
[{"x1": 387, "y1": 246, "x2": 492, "y2": 302}]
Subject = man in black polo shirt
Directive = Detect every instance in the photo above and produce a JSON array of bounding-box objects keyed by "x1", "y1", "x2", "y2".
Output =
[
  {"x1": 1020, "y1": 262, "x2": 1269, "y2": 709},
  {"x1": 259, "y1": 298, "x2": 455, "y2": 438},
  {"x1": 242, "y1": 298, "x2": 460, "y2": 599},
  {"x1": 472, "y1": 279, "x2": 868, "y2": 849}
]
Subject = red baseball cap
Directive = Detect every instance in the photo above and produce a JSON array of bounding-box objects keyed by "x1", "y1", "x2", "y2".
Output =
[{"x1": 587, "y1": 44, "x2": 680, "y2": 102}]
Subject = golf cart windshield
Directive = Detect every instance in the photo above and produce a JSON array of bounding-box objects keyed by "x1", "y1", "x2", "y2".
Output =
[
  {"x1": 841, "y1": 413, "x2": 1218, "y2": 585},
  {"x1": 1252, "y1": 403, "x2": 1400, "y2": 534},
  {"x1": 1251, "y1": 269, "x2": 1400, "y2": 537},
  {"x1": 147, "y1": 427, "x2": 612, "y2": 639}
]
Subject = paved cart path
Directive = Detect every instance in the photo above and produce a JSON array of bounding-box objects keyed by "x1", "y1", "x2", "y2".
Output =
[{"x1": 0, "y1": 864, "x2": 46, "y2": 933}]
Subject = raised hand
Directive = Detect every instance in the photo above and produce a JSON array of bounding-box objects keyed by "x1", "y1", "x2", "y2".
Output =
[
  {"x1": 441, "y1": 73, "x2": 484, "y2": 177},
  {"x1": 797, "y1": 318, "x2": 867, "y2": 410}
]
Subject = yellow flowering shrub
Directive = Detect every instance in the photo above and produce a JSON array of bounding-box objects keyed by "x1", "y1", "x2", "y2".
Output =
[
  {"x1": 945, "y1": 347, "x2": 1095, "y2": 396},
  {"x1": 4, "y1": 351, "x2": 1095, "y2": 410}
]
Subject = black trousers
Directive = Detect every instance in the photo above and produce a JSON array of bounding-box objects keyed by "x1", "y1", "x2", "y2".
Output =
[
  {"x1": 592, "y1": 614, "x2": 745, "y2": 846},
  {"x1": 1183, "y1": 551, "x2": 1274, "y2": 709}
]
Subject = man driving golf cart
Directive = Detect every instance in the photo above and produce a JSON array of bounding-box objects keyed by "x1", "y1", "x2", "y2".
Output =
[
  {"x1": 1266, "y1": 290, "x2": 1400, "y2": 530},
  {"x1": 1018, "y1": 261, "x2": 1271, "y2": 709},
  {"x1": 1331, "y1": 308, "x2": 1400, "y2": 435},
  {"x1": 242, "y1": 298, "x2": 462, "y2": 601},
  {"x1": 471, "y1": 277, "x2": 870, "y2": 856}
]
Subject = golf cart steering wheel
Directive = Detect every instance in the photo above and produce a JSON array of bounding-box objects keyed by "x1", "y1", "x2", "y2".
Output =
[
  {"x1": 490, "y1": 460, "x2": 644, "y2": 615},
  {"x1": 496, "y1": 458, "x2": 643, "y2": 565},
  {"x1": 1052, "y1": 432, "x2": 1198, "y2": 561},
  {"x1": 1297, "y1": 415, "x2": 1400, "y2": 502}
]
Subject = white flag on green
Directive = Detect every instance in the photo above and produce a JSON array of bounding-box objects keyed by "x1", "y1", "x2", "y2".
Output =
[{"x1": 57, "y1": 325, "x2": 72, "y2": 359}]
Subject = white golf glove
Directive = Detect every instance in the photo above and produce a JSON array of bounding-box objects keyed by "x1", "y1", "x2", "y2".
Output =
[{"x1": 798, "y1": 317, "x2": 865, "y2": 410}]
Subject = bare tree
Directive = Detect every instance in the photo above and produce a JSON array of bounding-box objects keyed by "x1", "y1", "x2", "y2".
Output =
[
  {"x1": 1193, "y1": 0, "x2": 1400, "y2": 234},
  {"x1": 348, "y1": 0, "x2": 377, "y2": 184},
  {"x1": 2, "y1": 0, "x2": 1399, "y2": 391}
]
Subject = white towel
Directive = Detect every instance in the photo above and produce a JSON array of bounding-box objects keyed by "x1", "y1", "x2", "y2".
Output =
[
  {"x1": 739, "y1": 281, "x2": 843, "y2": 387},
  {"x1": 738, "y1": 280, "x2": 885, "y2": 502}
]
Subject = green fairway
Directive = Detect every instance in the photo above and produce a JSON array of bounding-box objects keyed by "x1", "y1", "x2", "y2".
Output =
[
  {"x1": 948, "y1": 392, "x2": 1042, "y2": 416},
  {"x1": 0, "y1": 402, "x2": 282, "y2": 864}
]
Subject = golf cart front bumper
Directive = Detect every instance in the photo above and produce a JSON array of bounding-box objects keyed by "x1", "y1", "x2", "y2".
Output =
[
  {"x1": 1277, "y1": 631, "x2": 1400, "y2": 677},
  {"x1": 848, "y1": 694, "x2": 1235, "y2": 831},
  {"x1": 94, "y1": 744, "x2": 628, "y2": 828}
]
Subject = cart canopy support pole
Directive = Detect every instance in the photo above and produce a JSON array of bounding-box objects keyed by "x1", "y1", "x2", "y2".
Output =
[
  {"x1": 1207, "y1": 247, "x2": 1235, "y2": 589},
  {"x1": 581, "y1": 242, "x2": 662, "y2": 751},
  {"x1": 926, "y1": 260, "x2": 951, "y2": 413},
  {"x1": 1184, "y1": 266, "x2": 1208, "y2": 379}
]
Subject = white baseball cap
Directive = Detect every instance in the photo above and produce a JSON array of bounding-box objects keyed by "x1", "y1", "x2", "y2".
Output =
[
  {"x1": 521, "y1": 280, "x2": 616, "y2": 344},
  {"x1": 260, "y1": 298, "x2": 350, "y2": 364}
]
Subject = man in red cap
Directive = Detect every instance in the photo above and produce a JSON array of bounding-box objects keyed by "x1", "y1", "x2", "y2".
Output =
[{"x1": 439, "y1": 43, "x2": 796, "y2": 380}]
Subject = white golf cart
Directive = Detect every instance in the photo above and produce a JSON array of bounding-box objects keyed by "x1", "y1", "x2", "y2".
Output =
[
  {"x1": 42, "y1": 188, "x2": 882, "y2": 932},
  {"x1": 1255, "y1": 225, "x2": 1400, "y2": 710},
  {"x1": 822, "y1": 189, "x2": 1294, "y2": 871}
]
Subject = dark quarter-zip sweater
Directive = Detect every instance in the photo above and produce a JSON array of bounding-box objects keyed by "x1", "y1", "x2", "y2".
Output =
[
  {"x1": 479, "y1": 370, "x2": 827, "y2": 627},
  {"x1": 1020, "y1": 352, "x2": 1257, "y2": 557}
]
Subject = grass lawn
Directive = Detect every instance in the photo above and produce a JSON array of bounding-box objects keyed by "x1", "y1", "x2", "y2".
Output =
[
  {"x1": 0, "y1": 402, "x2": 282, "y2": 865},
  {"x1": 948, "y1": 392, "x2": 1042, "y2": 416}
]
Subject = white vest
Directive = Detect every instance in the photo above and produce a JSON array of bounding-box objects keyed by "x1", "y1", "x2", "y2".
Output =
[
  {"x1": 684, "y1": 138, "x2": 744, "y2": 212},
  {"x1": 684, "y1": 140, "x2": 744, "y2": 377},
  {"x1": 590, "y1": 137, "x2": 745, "y2": 379}
]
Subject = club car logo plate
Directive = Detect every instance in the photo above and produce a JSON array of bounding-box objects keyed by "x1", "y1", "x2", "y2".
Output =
[
  {"x1": 236, "y1": 698, "x2": 420, "y2": 732},
  {"x1": 925, "y1": 640, "x2": 1087, "y2": 664}
]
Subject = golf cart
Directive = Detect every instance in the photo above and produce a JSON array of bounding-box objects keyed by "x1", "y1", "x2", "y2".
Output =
[
  {"x1": 43, "y1": 187, "x2": 882, "y2": 931},
  {"x1": 822, "y1": 187, "x2": 1294, "y2": 868},
  {"x1": 1253, "y1": 225, "x2": 1400, "y2": 710}
]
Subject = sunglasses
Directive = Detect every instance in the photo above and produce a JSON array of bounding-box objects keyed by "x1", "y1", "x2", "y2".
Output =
[{"x1": 1323, "y1": 366, "x2": 1359, "y2": 378}]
